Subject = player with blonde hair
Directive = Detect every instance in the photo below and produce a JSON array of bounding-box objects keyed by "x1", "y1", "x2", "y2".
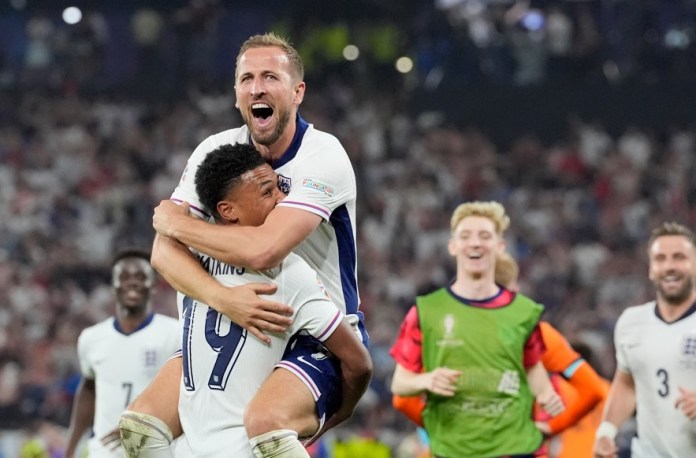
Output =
[{"x1": 390, "y1": 201, "x2": 563, "y2": 457}]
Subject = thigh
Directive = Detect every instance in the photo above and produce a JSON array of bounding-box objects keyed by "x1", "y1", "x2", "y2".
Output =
[
  {"x1": 247, "y1": 336, "x2": 341, "y2": 438},
  {"x1": 247, "y1": 368, "x2": 318, "y2": 438},
  {"x1": 128, "y1": 355, "x2": 183, "y2": 438}
]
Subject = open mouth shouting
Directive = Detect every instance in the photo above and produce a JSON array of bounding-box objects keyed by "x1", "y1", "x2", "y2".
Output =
[{"x1": 251, "y1": 103, "x2": 274, "y2": 128}]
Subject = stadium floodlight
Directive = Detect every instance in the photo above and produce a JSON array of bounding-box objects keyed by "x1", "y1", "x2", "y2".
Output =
[
  {"x1": 343, "y1": 45, "x2": 360, "y2": 61},
  {"x1": 395, "y1": 57, "x2": 413, "y2": 74},
  {"x1": 62, "y1": 6, "x2": 82, "y2": 25}
]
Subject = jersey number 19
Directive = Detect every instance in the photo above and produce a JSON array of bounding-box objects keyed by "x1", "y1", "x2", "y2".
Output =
[{"x1": 181, "y1": 296, "x2": 247, "y2": 391}]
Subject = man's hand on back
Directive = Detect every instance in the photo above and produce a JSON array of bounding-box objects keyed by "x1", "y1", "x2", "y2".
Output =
[{"x1": 211, "y1": 282, "x2": 294, "y2": 345}]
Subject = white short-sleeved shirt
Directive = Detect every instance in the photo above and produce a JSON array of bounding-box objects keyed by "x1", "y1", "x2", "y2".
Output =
[
  {"x1": 77, "y1": 314, "x2": 179, "y2": 457},
  {"x1": 170, "y1": 116, "x2": 359, "y2": 319},
  {"x1": 614, "y1": 301, "x2": 696, "y2": 457},
  {"x1": 174, "y1": 253, "x2": 343, "y2": 457}
]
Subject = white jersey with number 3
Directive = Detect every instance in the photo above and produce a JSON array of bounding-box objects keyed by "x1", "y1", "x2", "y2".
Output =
[
  {"x1": 174, "y1": 253, "x2": 343, "y2": 458},
  {"x1": 77, "y1": 314, "x2": 179, "y2": 457},
  {"x1": 614, "y1": 301, "x2": 696, "y2": 457}
]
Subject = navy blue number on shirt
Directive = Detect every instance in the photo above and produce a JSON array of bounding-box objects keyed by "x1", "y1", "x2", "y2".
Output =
[
  {"x1": 656, "y1": 368, "x2": 669, "y2": 397},
  {"x1": 182, "y1": 296, "x2": 247, "y2": 391}
]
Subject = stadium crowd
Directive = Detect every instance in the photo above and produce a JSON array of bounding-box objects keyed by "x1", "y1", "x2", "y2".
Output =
[{"x1": 1, "y1": 0, "x2": 696, "y2": 456}]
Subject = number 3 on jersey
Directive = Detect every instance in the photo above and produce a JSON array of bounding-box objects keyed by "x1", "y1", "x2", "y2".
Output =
[
  {"x1": 656, "y1": 368, "x2": 669, "y2": 397},
  {"x1": 182, "y1": 296, "x2": 247, "y2": 391}
]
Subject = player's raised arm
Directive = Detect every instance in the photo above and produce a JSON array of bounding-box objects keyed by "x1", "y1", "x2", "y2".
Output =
[{"x1": 153, "y1": 195, "x2": 321, "y2": 271}]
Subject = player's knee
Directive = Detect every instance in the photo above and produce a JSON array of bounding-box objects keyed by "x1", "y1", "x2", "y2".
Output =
[
  {"x1": 244, "y1": 404, "x2": 290, "y2": 437},
  {"x1": 125, "y1": 391, "x2": 182, "y2": 438},
  {"x1": 249, "y1": 429, "x2": 309, "y2": 458},
  {"x1": 119, "y1": 410, "x2": 174, "y2": 458}
]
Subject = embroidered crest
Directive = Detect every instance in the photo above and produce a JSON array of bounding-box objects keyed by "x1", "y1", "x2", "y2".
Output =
[{"x1": 278, "y1": 174, "x2": 291, "y2": 195}]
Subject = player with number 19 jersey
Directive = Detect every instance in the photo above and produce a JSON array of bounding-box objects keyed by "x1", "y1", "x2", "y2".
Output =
[
  {"x1": 171, "y1": 115, "x2": 364, "y2": 342},
  {"x1": 175, "y1": 252, "x2": 343, "y2": 457},
  {"x1": 614, "y1": 301, "x2": 696, "y2": 457},
  {"x1": 77, "y1": 314, "x2": 179, "y2": 457}
]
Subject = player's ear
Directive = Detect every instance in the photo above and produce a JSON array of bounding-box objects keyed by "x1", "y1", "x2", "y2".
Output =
[
  {"x1": 293, "y1": 81, "x2": 305, "y2": 105},
  {"x1": 447, "y1": 237, "x2": 456, "y2": 257},
  {"x1": 217, "y1": 201, "x2": 239, "y2": 224},
  {"x1": 497, "y1": 238, "x2": 506, "y2": 254}
]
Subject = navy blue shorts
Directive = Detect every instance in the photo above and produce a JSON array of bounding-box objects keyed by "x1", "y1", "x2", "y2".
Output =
[{"x1": 275, "y1": 333, "x2": 342, "y2": 430}]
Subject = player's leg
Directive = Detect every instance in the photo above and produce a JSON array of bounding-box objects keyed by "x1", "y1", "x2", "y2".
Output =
[
  {"x1": 246, "y1": 368, "x2": 319, "y2": 438},
  {"x1": 245, "y1": 336, "x2": 341, "y2": 458},
  {"x1": 119, "y1": 355, "x2": 183, "y2": 457}
]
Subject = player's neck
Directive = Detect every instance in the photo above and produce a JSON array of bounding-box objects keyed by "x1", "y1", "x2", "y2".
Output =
[
  {"x1": 657, "y1": 291, "x2": 696, "y2": 323},
  {"x1": 450, "y1": 274, "x2": 499, "y2": 300},
  {"x1": 116, "y1": 306, "x2": 150, "y2": 333},
  {"x1": 253, "y1": 124, "x2": 297, "y2": 163}
]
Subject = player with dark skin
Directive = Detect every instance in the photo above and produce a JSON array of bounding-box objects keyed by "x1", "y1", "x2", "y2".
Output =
[{"x1": 66, "y1": 250, "x2": 178, "y2": 457}]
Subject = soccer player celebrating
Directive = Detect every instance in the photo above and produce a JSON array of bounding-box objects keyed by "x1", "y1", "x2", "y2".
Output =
[
  {"x1": 390, "y1": 201, "x2": 563, "y2": 458},
  {"x1": 65, "y1": 250, "x2": 179, "y2": 457},
  {"x1": 594, "y1": 222, "x2": 696, "y2": 457},
  {"x1": 119, "y1": 32, "x2": 367, "y2": 458}
]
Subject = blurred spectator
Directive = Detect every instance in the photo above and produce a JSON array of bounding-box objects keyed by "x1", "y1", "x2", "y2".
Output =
[{"x1": 1, "y1": 2, "x2": 696, "y2": 457}]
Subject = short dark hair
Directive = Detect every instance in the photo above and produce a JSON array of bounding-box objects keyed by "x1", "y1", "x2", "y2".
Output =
[
  {"x1": 195, "y1": 143, "x2": 267, "y2": 220},
  {"x1": 648, "y1": 221, "x2": 696, "y2": 251},
  {"x1": 112, "y1": 248, "x2": 151, "y2": 268}
]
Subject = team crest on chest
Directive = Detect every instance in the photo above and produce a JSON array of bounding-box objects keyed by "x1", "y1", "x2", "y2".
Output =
[
  {"x1": 680, "y1": 332, "x2": 696, "y2": 368},
  {"x1": 278, "y1": 174, "x2": 291, "y2": 195},
  {"x1": 144, "y1": 349, "x2": 158, "y2": 367}
]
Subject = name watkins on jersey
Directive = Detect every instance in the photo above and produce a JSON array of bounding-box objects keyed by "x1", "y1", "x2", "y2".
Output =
[{"x1": 197, "y1": 255, "x2": 245, "y2": 276}]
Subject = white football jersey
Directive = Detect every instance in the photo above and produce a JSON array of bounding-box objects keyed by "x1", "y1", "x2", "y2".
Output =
[
  {"x1": 614, "y1": 301, "x2": 696, "y2": 457},
  {"x1": 77, "y1": 314, "x2": 179, "y2": 457},
  {"x1": 175, "y1": 252, "x2": 343, "y2": 458},
  {"x1": 170, "y1": 116, "x2": 359, "y2": 319}
]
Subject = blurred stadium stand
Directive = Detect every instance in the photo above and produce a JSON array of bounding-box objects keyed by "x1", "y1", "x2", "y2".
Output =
[{"x1": 0, "y1": 0, "x2": 694, "y2": 456}]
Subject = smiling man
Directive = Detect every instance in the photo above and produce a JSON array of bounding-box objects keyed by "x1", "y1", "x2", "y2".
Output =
[
  {"x1": 65, "y1": 250, "x2": 179, "y2": 458},
  {"x1": 390, "y1": 201, "x2": 563, "y2": 458},
  {"x1": 595, "y1": 222, "x2": 696, "y2": 458}
]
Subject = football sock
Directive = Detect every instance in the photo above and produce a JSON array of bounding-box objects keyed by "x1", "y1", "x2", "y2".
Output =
[
  {"x1": 249, "y1": 429, "x2": 310, "y2": 458},
  {"x1": 119, "y1": 410, "x2": 174, "y2": 458}
]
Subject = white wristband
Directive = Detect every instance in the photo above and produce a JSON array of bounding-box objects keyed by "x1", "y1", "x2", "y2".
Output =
[{"x1": 596, "y1": 421, "x2": 618, "y2": 440}]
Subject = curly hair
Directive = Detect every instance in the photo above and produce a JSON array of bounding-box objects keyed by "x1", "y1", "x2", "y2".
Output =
[{"x1": 194, "y1": 143, "x2": 267, "y2": 220}]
